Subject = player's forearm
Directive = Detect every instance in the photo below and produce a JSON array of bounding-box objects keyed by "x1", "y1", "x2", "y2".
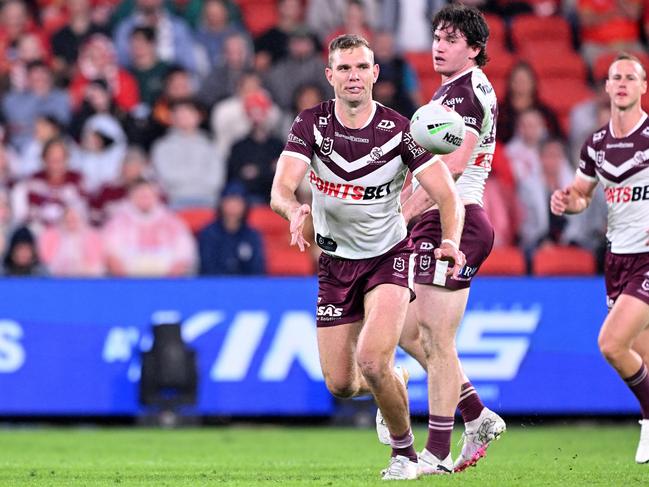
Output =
[
  {"x1": 564, "y1": 188, "x2": 592, "y2": 214},
  {"x1": 270, "y1": 184, "x2": 301, "y2": 221},
  {"x1": 437, "y1": 191, "x2": 465, "y2": 246},
  {"x1": 402, "y1": 186, "x2": 433, "y2": 224}
]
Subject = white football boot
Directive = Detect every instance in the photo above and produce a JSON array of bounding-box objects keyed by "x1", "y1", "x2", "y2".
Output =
[
  {"x1": 376, "y1": 366, "x2": 409, "y2": 445},
  {"x1": 636, "y1": 419, "x2": 649, "y2": 464},
  {"x1": 381, "y1": 455, "x2": 419, "y2": 480},
  {"x1": 417, "y1": 448, "x2": 453, "y2": 475},
  {"x1": 453, "y1": 407, "x2": 506, "y2": 472}
]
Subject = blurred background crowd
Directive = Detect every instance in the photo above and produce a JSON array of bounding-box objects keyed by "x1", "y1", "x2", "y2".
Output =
[{"x1": 0, "y1": 0, "x2": 645, "y2": 278}]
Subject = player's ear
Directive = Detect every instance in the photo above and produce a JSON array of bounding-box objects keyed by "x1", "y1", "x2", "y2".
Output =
[
  {"x1": 469, "y1": 46, "x2": 480, "y2": 62},
  {"x1": 325, "y1": 67, "x2": 334, "y2": 86},
  {"x1": 373, "y1": 63, "x2": 380, "y2": 83}
]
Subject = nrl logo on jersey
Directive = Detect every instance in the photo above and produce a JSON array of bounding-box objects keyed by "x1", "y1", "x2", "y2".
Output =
[
  {"x1": 596, "y1": 150, "x2": 605, "y2": 167},
  {"x1": 321, "y1": 137, "x2": 333, "y2": 156},
  {"x1": 377, "y1": 120, "x2": 396, "y2": 131},
  {"x1": 593, "y1": 130, "x2": 606, "y2": 143}
]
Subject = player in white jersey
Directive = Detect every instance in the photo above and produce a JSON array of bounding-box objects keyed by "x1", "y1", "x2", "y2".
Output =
[
  {"x1": 375, "y1": 4, "x2": 506, "y2": 474},
  {"x1": 551, "y1": 53, "x2": 649, "y2": 464},
  {"x1": 270, "y1": 34, "x2": 466, "y2": 480}
]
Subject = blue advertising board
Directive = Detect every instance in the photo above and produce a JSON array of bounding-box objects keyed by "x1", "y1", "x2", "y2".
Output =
[{"x1": 0, "y1": 277, "x2": 639, "y2": 416}]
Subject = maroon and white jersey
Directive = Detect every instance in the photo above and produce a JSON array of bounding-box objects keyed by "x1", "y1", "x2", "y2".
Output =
[
  {"x1": 432, "y1": 67, "x2": 497, "y2": 204},
  {"x1": 282, "y1": 100, "x2": 436, "y2": 259},
  {"x1": 578, "y1": 113, "x2": 649, "y2": 254}
]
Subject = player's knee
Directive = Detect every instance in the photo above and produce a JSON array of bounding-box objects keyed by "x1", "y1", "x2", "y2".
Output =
[
  {"x1": 598, "y1": 334, "x2": 626, "y2": 363},
  {"x1": 356, "y1": 357, "x2": 389, "y2": 389},
  {"x1": 324, "y1": 377, "x2": 357, "y2": 399}
]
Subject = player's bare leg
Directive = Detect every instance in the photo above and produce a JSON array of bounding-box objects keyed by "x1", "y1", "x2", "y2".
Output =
[
  {"x1": 412, "y1": 285, "x2": 465, "y2": 474},
  {"x1": 598, "y1": 294, "x2": 649, "y2": 463},
  {"x1": 317, "y1": 321, "x2": 371, "y2": 398},
  {"x1": 360, "y1": 283, "x2": 418, "y2": 479}
]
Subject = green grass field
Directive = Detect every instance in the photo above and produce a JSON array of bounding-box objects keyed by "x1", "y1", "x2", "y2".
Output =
[{"x1": 0, "y1": 423, "x2": 645, "y2": 486}]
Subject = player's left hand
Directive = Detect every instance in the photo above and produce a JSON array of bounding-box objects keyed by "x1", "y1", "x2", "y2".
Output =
[
  {"x1": 434, "y1": 240, "x2": 466, "y2": 278},
  {"x1": 289, "y1": 204, "x2": 311, "y2": 252}
]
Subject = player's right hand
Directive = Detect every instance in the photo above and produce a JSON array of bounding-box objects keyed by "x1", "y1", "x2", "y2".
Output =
[
  {"x1": 289, "y1": 204, "x2": 311, "y2": 252},
  {"x1": 550, "y1": 188, "x2": 570, "y2": 216},
  {"x1": 434, "y1": 242, "x2": 466, "y2": 278}
]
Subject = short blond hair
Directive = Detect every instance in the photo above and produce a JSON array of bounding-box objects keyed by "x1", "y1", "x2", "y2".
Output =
[{"x1": 328, "y1": 34, "x2": 373, "y2": 67}]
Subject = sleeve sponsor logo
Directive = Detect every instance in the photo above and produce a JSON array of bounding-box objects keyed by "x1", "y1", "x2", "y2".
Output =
[
  {"x1": 463, "y1": 116, "x2": 477, "y2": 126},
  {"x1": 593, "y1": 130, "x2": 606, "y2": 142},
  {"x1": 403, "y1": 131, "x2": 426, "y2": 158},
  {"x1": 287, "y1": 133, "x2": 307, "y2": 147}
]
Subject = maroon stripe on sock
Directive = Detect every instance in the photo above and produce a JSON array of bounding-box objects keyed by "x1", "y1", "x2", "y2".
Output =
[
  {"x1": 458, "y1": 381, "x2": 484, "y2": 423},
  {"x1": 625, "y1": 364, "x2": 649, "y2": 419},
  {"x1": 425, "y1": 415, "x2": 453, "y2": 460},
  {"x1": 390, "y1": 430, "x2": 417, "y2": 463}
]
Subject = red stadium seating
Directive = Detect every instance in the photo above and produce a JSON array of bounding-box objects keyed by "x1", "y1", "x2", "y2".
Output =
[
  {"x1": 237, "y1": 0, "x2": 277, "y2": 38},
  {"x1": 510, "y1": 14, "x2": 572, "y2": 52},
  {"x1": 483, "y1": 14, "x2": 507, "y2": 52},
  {"x1": 248, "y1": 205, "x2": 287, "y2": 237},
  {"x1": 539, "y1": 78, "x2": 594, "y2": 132},
  {"x1": 521, "y1": 48, "x2": 588, "y2": 81},
  {"x1": 532, "y1": 245, "x2": 596, "y2": 276},
  {"x1": 176, "y1": 207, "x2": 215, "y2": 234},
  {"x1": 480, "y1": 246, "x2": 527, "y2": 276},
  {"x1": 264, "y1": 243, "x2": 315, "y2": 276}
]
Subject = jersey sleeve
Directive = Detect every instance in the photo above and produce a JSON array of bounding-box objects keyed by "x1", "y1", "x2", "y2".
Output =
[
  {"x1": 281, "y1": 110, "x2": 316, "y2": 165},
  {"x1": 401, "y1": 128, "x2": 437, "y2": 177},
  {"x1": 444, "y1": 84, "x2": 485, "y2": 137},
  {"x1": 577, "y1": 137, "x2": 598, "y2": 182}
]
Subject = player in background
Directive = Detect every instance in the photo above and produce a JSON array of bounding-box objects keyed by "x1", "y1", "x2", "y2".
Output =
[
  {"x1": 271, "y1": 34, "x2": 465, "y2": 480},
  {"x1": 376, "y1": 4, "x2": 506, "y2": 474},
  {"x1": 551, "y1": 54, "x2": 649, "y2": 464}
]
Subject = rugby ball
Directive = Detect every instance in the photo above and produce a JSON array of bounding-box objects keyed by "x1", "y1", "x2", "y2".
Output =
[{"x1": 410, "y1": 103, "x2": 466, "y2": 154}]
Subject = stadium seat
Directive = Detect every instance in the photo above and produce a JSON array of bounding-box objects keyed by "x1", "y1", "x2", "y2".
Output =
[
  {"x1": 479, "y1": 246, "x2": 527, "y2": 276},
  {"x1": 483, "y1": 48, "x2": 516, "y2": 82},
  {"x1": 248, "y1": 205, "x2": 287, "y2": 237},
  {"x1": 263, "y1": 235, "x2": 315, "y2": 276},
  {"x1": 176, "y1": 207, "x2": 215, "y2": 234},
  {"x1": 238, "y1": 0, "x2": 277, "y2": 37},
  {"x1": 532, "y1": 245, "x2": 596, "y2": 276},
  {"x1": 510, "y1": 14, "x2": 572, "y2": 52},
  {"x1": 539, "y1": 78, "x2": 594, "y2": 124},
  {"x1": 521, "y1": 48, "x2": 588, "y2": 81},
  {"x1": 483, "y1": 14, "x2": 507, "y2": 51}
]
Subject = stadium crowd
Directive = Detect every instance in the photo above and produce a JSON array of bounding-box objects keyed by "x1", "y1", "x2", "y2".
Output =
[{"x1": 0, "y1": 0, "x2": 646, "y2": 277}]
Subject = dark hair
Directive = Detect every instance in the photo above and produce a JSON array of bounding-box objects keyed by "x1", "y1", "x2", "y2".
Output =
[
  {"x1": 431, "y1": 4, "x2": 490, "y2": 67},
  {"x1": 612, "y1": 52, "x2": 647, "y2": 80},
  {"x1": 41, "y1": 136, "x2": 68, "y2": 161},
  {"x1": 130, "y1": 26, "x2": 156, "y2": 43},
  {"x1": 328, "y1": 34, "x2": 372, "y2": 67}
]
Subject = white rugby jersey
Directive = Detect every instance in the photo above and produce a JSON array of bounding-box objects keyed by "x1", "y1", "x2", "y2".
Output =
[
  {"x1": 432, "y1": 67, "x2": 498, "y2": 205},
  {"x1": 578, "y1": 113, "x2": 649, "y2": 254},
  {"x1": 282, "y1": 100, "x2": 436, "y2": 259}
]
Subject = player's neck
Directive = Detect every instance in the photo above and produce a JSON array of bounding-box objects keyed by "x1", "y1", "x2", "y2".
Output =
[
  {"x1": 334, "y1": 99, "x2": 375, "y2": 129},
  {"x1": 441, "y1": 62, "x2": 476, "y2": 84},
  {"x1": 610, "y1": 105, "x2": 645, "y2": 138}
]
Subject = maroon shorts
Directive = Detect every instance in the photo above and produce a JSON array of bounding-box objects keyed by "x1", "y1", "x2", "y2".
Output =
[
  {"x1": 316, "y1": 238, "x2": 415, "y2": 327},
  {"x1": 604, "y1": 251, "x2": 649, "y2": 309},
  {"x1": 409, "y1": 204, "x2": 494, "y2": 290}
]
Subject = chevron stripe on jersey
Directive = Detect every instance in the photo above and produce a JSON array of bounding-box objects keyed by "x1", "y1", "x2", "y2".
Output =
[{"x1": 578, "y1": 113, "x2": 649, "y2": 254}]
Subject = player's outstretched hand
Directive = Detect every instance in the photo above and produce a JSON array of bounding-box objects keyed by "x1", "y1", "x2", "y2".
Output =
[
  {"x1": 550, "y1": 188, "x2": 570, "y2": 216},
  {"x1": 434, "y1": 240, "x2": 466, "y2": 278},
  {"x1": 290, "y1": 204, "x2": 311, "y2": 252}
]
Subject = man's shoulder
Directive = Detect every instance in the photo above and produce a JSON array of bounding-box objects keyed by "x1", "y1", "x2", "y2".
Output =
[
  {"x1": 584, "y1": 123, "x2": 610, "y2": 148},
  {"x1": 297, "y1": 100, "x2": 334, "y2": 124}
]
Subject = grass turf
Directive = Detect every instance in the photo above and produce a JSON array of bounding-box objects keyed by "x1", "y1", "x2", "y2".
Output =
[{"x1": 0, "y1": 423, "x2": 645, "y2": 486}]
